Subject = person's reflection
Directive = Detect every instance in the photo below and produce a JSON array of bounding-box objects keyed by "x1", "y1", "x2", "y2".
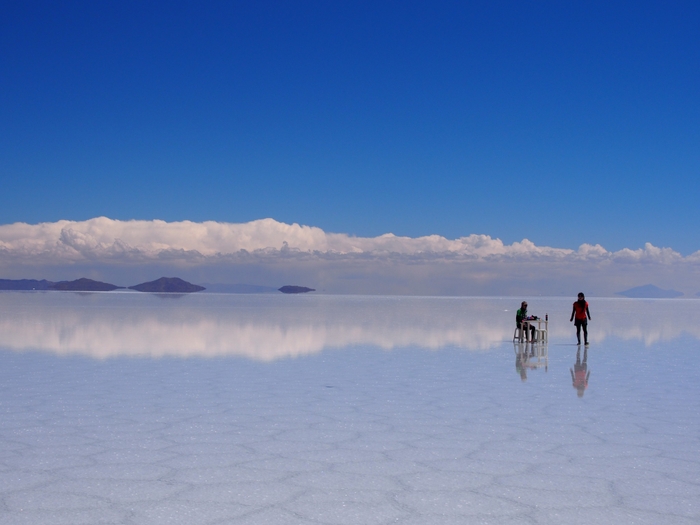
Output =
[
  {"x1": 515, "y1": 342, "x2": 529, "y2": 381},
  {"x1": 514, "y1": 342, "x2": 535, "y2": 381},
  {"x1": 514, "y1": 342, "x2": 548, "y2": 382},
  {"x1": 570, "y1": 346, "x2": 590, "y2": 397}
]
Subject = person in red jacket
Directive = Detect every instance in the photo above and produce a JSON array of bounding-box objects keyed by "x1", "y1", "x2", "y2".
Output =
[{"x1": 570, "y1": 292, "x2": 591, "y2": 345}]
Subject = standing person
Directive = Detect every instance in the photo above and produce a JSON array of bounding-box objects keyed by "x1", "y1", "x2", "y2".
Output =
[
  {"x1": 516, "y1": 301, "x2": 536, "y2": 342},
  {"x1": 570, "y1": 292, "x2": 591, "y2": 345}
]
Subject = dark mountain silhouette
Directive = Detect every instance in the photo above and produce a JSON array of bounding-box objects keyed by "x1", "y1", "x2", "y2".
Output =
[
  {"x1": 129, "y1": 277, "x2": 205, "y2": 293},
  {"x1": 616, "y1": 284, "x2": 683, "y2": 298},
  {"x1": 0, "y1": 278, "x2": 122, "y2": 291},
  {"x1": 278, "y1": 285, "x2": 315, "y2": 294},
  {"x1": 0, "y1": 279, "x2": 54, "y2": 290},
  {"x1": 51, "y1": 278, "x2": 123, "y2": 291}
]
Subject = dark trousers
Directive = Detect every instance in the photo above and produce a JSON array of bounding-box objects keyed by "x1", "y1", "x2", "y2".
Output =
[
  {"x1": 519, "y1": 323, "x2": 536, "y2": 340},
  {"x1": 575, "y1": 319, "x2": 588, "y2": 343}
]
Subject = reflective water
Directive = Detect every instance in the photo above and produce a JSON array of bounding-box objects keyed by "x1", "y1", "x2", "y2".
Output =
[{"x1": 1, "y1": 293, "x2": 699, "y2": 524}]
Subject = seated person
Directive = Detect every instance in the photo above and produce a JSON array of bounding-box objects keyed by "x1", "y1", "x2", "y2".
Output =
[{"x1": 516, "y1": 301, "x2": 537, "y2": 341}]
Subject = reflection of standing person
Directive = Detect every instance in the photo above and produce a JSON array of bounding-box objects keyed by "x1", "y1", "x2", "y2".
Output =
[
  {"x1": 516, "y1": 301, "x2": 536, "y2": 341},
  {"x1": 570, "y1": 293, "x2": 591, "y2": 345},
  {"x1": 570, "y1": 346, "x2": 590, "y2": 397}
]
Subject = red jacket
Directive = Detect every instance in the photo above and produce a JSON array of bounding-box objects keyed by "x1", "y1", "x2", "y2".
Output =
[{"x1": 573, "y1": 301, "x2": 589, "y2": 320}]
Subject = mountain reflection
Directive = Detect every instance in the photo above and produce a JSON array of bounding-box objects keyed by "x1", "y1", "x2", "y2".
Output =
[{"x1": 0, "y1": 293, "x2": 698, "y2": 360}]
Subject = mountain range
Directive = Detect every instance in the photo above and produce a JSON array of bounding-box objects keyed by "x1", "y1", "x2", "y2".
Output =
[{"x1": 0, "y1": 277, "x2": 204, "y2": 293}]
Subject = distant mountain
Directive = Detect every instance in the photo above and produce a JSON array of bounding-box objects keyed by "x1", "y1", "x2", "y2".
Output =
[
  {"x1": 129, "y1": 277, "x2": 205, "y2": 293},
  {"x1": 0, "y1": 278, "x2": 122, "y2": 291},
  {"x1": 278, "y1": 285, "x2": 315, "y2": 294},
  {"x1": 201, "y1": 283, "x2": 278, "y2": 294},
  {"x1": 51, "y1": 278, "x2": 123, "y2": 291},
  {"x1": 616, "y1": 284, "x2": 683, "y2": 298},
  {"x1": 0, "y1": 279, "x2": 54, "y2": 290}
]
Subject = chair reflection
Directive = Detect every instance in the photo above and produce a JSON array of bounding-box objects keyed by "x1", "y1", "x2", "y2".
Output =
[{"x1": 514, "y1": 341, "x2": 548, "y2": 381}]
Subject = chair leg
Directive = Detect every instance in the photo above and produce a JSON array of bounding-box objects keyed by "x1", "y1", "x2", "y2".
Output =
[{"x1": 513, "y1": 327, "x2": 524, "y2": 342}]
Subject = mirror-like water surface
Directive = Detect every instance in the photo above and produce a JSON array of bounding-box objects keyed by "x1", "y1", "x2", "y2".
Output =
[
  {"x1": 1, "y1": 293, "x2": 698, "y2": 359},
  {"x1": 0, "y1": 293, "x2": 699, "y2": 524}
]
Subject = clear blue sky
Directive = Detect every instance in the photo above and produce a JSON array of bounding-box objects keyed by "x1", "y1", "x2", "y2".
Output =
[{"x1": 1, "y1": 1, "x2": 699, "y2": 253}]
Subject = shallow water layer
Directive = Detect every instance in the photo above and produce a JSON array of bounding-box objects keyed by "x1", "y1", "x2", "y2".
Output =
[{"x1": 0, "y1": 293, "x2": 699, "y2": 524}]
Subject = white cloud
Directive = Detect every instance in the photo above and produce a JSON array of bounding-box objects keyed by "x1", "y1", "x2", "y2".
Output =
[
  {"x1": 0, "y1": 217, "x2": 698, "y2": 296},
  {"x1": 610, "y1": 242, "x2": 683, "y2": 263},
  {"x1": 0, "y1": 216, "x2": 673, "y2": 259}
]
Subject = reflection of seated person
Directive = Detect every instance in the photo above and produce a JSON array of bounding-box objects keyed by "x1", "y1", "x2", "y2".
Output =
[
  {"x1": 514, "y1": 342, "x2": 533, "y2": 381},
  {"x1": 570, "y1": 346, "x2": 590, "y2": 397},
  {"x1": 516, "y1": 301, "x2": 537, "y2": 341}
]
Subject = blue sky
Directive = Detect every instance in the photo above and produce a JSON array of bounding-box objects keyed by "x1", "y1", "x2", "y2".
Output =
[{"x1": 1, "y1": 0, "x2": 699, "y2": 256}]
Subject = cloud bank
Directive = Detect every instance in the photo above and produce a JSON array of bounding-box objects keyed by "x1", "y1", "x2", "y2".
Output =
[{"x1": 1, "y1": 217, "x2": 699, "y2": 295}]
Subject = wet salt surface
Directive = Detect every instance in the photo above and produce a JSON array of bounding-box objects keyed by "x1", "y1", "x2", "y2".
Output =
[{"x1": 0, "y1": 293, "x2": 699, "y2": 524}]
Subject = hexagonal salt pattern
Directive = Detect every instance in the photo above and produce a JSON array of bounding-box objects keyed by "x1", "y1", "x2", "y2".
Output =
[{"x1": 0, "y1": 294, "x2": 698, "y2": 524}]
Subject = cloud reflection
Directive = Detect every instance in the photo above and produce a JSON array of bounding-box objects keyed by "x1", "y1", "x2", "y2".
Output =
[{"x1": 0, "y1": 294, "x2": 698, "y2": 360}]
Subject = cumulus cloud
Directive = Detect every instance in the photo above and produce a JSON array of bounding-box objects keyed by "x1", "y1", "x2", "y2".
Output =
[
  {"x1": 0, "y1": 216, "x2": 689, "y2": 260},
  {"x1": 0, "y1": 217, "x2": 698, "y2": 296}
]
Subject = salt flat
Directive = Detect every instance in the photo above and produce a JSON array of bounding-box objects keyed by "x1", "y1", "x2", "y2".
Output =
[{"x1": 0, "y1": 293, "x2": 698, "y2": 524}]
